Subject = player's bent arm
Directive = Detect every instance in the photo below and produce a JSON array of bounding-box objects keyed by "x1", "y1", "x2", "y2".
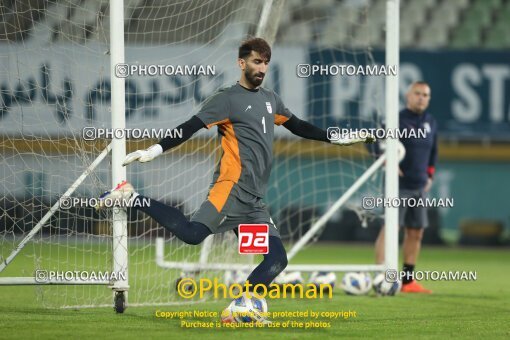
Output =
[
  {"x1": 122, "y1": 115, "x2": 205, "y2": 166},
  {"x1": 282, "y1": 115, "x2": 375, "y2": 145}
]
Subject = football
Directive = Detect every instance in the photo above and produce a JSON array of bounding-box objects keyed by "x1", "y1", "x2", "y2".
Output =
[
  {"x1": 378, "y1": 139, "x2": 406, "y2": 162},
  {"x1": 340, "y1": 272, "x2": 372, "y2": 295},
  {"x1": 372, "y1": 273, "x2": 401, "y2": 296},
  {"x1": 309, "y1": 271, "x2": 337, "y2": 291},
  {"x1": 230, "y1": 292, "x2": 268, "y2": 323}
]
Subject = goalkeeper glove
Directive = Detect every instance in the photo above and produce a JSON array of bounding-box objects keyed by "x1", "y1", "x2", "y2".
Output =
[
  {"x1": 122, "y1": 144, "x2": 163, "y2": 166},
  {"x1": 330, "y1": 131, "x2": 376, "y2": 146}
]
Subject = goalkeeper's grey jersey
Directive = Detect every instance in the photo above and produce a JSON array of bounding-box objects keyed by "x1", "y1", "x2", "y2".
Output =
[{"x1": 195, "y1": 82, "x2": 293, "y2": 203}]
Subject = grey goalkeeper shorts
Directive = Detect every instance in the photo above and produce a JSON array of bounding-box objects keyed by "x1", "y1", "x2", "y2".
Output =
[
  {"x1": 191, "y1": 181, "x2": 280, "y2": 238},
  {"x1": 399, "y1": 188, "x2": 429, "y2": 229}
]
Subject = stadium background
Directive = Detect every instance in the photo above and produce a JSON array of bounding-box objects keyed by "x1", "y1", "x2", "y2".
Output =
[{"x1": 0, "y1": 1, "x2": 509, "y2": 338}]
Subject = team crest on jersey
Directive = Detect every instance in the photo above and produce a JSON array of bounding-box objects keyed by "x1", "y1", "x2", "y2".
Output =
[
  {"x1": 265, "y1": 102, "x2": 273, "y2": 114},
  {"x1": 423, "y1": 122, "x2": 431, "y2": 133}
]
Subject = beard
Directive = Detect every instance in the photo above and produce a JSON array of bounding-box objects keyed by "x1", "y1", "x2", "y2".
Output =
[{"x1": 244, "y1": 68, "x2": 264, "y2": 87}]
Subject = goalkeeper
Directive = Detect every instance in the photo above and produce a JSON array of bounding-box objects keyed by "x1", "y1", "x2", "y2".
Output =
[{"x1": 99, "y1": 37, "x2": 374, "y2": 294}]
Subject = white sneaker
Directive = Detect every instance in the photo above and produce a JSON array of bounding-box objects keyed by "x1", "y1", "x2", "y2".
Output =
[{"x1": 96, "y1": 180, "x2": 135, "y2": 210}]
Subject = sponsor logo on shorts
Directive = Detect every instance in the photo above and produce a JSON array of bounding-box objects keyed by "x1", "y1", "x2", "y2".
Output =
[{"x1": 238, "y1": 224, "x2": 269, "y2": 254}]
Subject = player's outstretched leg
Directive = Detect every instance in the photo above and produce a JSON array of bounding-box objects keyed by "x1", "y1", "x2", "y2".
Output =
[
  {"x1": 98, "y1": 181, "x2": 211, "y2": 245},
  {"x1": 246, "y1": 236, "x2": 288, "y2": 289}
]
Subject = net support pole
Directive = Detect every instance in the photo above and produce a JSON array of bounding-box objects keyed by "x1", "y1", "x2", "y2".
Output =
[
  {"x1": 256, "y1": 0, "x2": 286, "y2": 46},
  {"x1": 110, "y1": 0, "x2": 129, "y2": 293},
  {"x1": 384, "y1": 0, "x2": 400, "y2": 273}
]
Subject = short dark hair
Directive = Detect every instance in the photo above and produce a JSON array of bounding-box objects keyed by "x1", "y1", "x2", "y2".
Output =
[{"x1": 238, "y1": 37, "x2": 271, "y2": 61}]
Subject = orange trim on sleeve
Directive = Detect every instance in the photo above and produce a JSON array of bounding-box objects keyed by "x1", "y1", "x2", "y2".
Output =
[
  {"x1": 207, "y1": 120, "x2": 242, "y2": 212},
  {"x1": 206, "y1": 118, "x2": 229, "y2": 129},
  {"x1": 274, "y1": 114, "x2": 290, "y2": 126}
]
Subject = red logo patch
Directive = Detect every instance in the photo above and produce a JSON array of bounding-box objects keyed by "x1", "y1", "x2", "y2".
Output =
[{"x1": 238, "y1": 224, "x2": 269, "y2": 254}]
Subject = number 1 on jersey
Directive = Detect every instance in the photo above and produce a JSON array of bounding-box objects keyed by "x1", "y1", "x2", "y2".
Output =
[{"x1": 262, "y1": 116, "x2": 266, "y2": 134}]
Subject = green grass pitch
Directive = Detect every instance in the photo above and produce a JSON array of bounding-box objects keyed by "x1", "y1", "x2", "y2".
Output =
[{"x1": 0, "y1": 243, "x2": 509, "y2": 339}]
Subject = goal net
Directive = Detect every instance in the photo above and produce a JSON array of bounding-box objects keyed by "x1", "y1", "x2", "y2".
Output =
[{"x1": 0, "y1": 0, "x2": 392, "y2": 309}]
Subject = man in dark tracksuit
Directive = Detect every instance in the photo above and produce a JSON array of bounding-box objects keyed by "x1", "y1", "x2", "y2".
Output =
[{"x1": 375, "y1": 81, "x2": 437, "y2": 293}]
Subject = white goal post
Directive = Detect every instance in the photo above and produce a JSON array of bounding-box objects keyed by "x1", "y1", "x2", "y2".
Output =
[
  {"x1": 384, "y1": 0, "x2": 400, "y2": 275},
  {"x1": 109, "y1": 0, "x2": 129, "y2": 296}
]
